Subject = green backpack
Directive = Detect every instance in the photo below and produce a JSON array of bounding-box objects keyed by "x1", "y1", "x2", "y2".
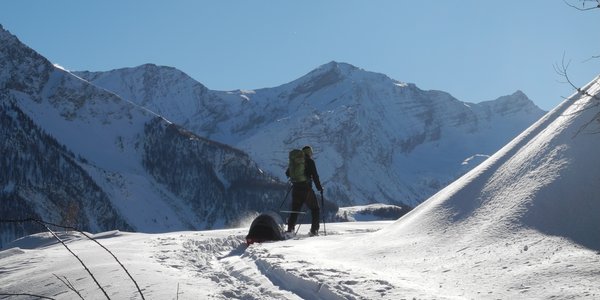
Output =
[{"x1": 288, "y1": 149, "x2": 307, "y2": 183}]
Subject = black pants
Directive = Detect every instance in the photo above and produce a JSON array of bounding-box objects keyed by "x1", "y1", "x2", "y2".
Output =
[{"x1": 287, "y1": 182, "x2": 320, "y2": 233}]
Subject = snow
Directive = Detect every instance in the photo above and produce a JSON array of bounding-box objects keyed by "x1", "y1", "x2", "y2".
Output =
[
  {"x1": 335, "y1": 203, "x2": 404, "y2": 222},
  {"x1": 1, "y1": 221, "x2": 597, "y2": 299},
  {"x1": 0, "y1": 223, "x2": 400, "y2": 299},
  {"x1": 7, "y1": 63, "x2": 210, "y2": 232},
  {"x1": 2, "y1": 74, "x2": 600, "y2": 298},
  {"x1": 78, "y1": 61, "x2": 546, "y2": 208}
]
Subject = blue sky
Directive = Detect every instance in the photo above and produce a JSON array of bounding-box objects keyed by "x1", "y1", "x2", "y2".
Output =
[{"x1": 1, "y1": 1, "x2": 598, "y2": 110}]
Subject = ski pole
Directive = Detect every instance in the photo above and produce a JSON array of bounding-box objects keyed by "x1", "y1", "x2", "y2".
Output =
[
  {"x1": 321, "y1": 190, "x2": 326, "y2": 236},
  {"x1": 295, "y1": 188, "x2": 311, "y2": 235},
  {"x1": 295, "y1": 209, "x2": 307, "y2": 235},
  {"x1": 278, "y1": 183, "x2": 293, "y2": 211}
]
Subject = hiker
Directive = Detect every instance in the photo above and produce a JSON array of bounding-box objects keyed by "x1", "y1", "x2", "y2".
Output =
[{"x1": 286, "y1": 145, "x2": 323, "y2": 236}]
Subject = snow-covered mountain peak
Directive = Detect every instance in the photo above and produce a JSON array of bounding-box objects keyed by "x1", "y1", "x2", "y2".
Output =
[
  {"x1": 0, "y1": 25, "x2": 47, "y2": 65},
  {"x1": 283, "y1": 61, "x2": 398, "y2": 101},
  {"x1": 78, "y1": 63, "x2": 208, "y2": 98},
  {"x1": 479, "y1": 89, "x2": 541, "y2": 116},
  {"x1": 0, "y1": 24, "x2": 18, "y2": 43},
  {"x1": 74, "y1": 64, "x2": 210, "y2": 126},
  {"x1": 317, "y1": 61, "x2": 360, "y2": 76},
  {"x1": 0, "y1": 25, "x2": 54, "y2": 97},
  {"x1": 79, "y1": 59, "x2": 546, "y2": 207}
]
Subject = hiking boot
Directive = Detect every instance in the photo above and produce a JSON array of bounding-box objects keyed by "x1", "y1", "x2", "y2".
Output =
[
  {"x1": 309, "y1": 230, "x2": 319, "y2": 237},
  {"x1": 283, "y1": 231, "x2": 295, "y2": 239}
]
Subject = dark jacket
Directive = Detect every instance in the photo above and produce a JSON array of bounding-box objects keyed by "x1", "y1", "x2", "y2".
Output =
[{"x1": 304, "y1": 155, "x2": 323, "y2": 192}]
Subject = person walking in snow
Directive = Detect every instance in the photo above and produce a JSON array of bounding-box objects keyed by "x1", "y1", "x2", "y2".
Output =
[{"x1": 286, "y1": 145, "x2": 323, "y2": 236}]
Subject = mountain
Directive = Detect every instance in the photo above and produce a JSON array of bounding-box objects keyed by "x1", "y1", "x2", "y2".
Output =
[
  {"x1": 2, "y1": 71, "x2": 599, "y2": 300},
  {"x1": 76, "y1": 62, "x2": 546, "y2": 207},
  {"x1": 379, "y1": 74, "x2": 600, "y2": 249},
  {"x1": 0, "y1": 25, "x2": 288, "y2": 247}
]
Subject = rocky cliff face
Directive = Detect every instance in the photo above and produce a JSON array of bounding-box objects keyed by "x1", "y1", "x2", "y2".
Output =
[
  {"x1": 0, "y1": 25, "x2": 289, "y2": 247},
  {"x1": 141, "y1": 118, "x2": 290, "y2": 228},
  {"x1": 78, "y1": 61, "x2": 546, "y2": 207}
]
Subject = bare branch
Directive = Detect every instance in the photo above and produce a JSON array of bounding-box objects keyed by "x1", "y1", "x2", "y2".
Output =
[
  {"x1": 32, "y1": 220, "x2": 111, "y2": 300},
  {"x1": 54, "y1": 274, "x2": 85, "y2": 300},
  {"x1": 554, "y1": 53, "x2": 600, "y2": 101},
  {"x1": 573, "y1": 107, "x2": 600, "y2": 136},
  {"x1": 554, "y1": 53, "x2": 600, "y2": 137},
  {"x1": 0, "y1": 293, "x2": 56, "y2": 300},
  {"x1": 583, "y1": 55, "x2": 600, "y2": 63},
  {"x1": 1, "y1": 218, "x2": 145, "y2": 300},
  {"x1": 563, "y1": 0, "x2": 600, "y2": 10}
]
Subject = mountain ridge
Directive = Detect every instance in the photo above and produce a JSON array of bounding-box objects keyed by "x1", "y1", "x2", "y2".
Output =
[{"x1": 76, "y1": 61, "x2": 546, "y2": 207}]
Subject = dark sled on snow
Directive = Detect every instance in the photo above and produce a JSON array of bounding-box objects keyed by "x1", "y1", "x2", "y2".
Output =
[{"x1": 245, "y1": 211, "x2": 285, "y2": 245}]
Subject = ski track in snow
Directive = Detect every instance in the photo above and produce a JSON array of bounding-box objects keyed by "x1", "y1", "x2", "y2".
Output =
[
  {"x1": 2, "y1": 221, "x2": 600, "y2": 299},
  {"x1": 149, "y1": 232, "x2": 305, "y2": 299},
  {"x1": 148, "y1": 226, "x2": 396, "y2": 300}
]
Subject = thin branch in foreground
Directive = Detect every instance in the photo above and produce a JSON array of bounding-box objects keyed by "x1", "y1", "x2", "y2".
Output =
[
  {"x1": 554, "y1": 53, "x2": 600, "y2": 102},
  {"x1": 40, "y1": 220, "x2": 145, "y2": 300},
  {"x1": 554, "y1": 53, "x2": 600, "y2": 137},
  {"x1": 1, "y1": 218, "x2": 145, "y2": 300},
  {"x1": 582, "y1": 55, "x2": 600, "y2": 63},
  {"x1": 53, "y1": 274, "x2": 85, "y2": 300},
  {"x1": 563, "y1": 0, "x2": 600, "y2": 10},
  {"x1": 573, "y1": 107, "x2": 600, "y2": 137},
  {"x1": 33, "y1": 220, "x2": 111, "y2": 300},
  {"x1": 0, "y1": 293, "x2": 56, "y2": 300}
]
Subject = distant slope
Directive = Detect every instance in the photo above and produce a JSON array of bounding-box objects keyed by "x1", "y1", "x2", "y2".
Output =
[
  {"x1": 0, "y1": 25, "x2": 288, "y2": 247},
  {"x1": 77, "y1": 62, "x2": 546, "y2": 207}
]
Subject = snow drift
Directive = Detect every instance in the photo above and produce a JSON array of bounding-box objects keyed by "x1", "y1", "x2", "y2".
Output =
[{"x1": 379, "y1": 75, "x2": 600, "y2": 250}]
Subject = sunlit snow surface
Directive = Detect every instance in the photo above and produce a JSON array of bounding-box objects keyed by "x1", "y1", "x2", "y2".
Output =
[
  {"x1": 2, "y1": 77, "x2": 600, "y2": 299},
  {"x1": 1, "y1": 220, "x2": 598, "y2": 299},
  {"x1": 3, "y1": 33, "x2": 600, "y2": 299}
]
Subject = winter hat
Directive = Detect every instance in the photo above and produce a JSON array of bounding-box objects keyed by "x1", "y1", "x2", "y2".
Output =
[{"x1": 302, "y1": 146, "x2": 313, "y2": 156}]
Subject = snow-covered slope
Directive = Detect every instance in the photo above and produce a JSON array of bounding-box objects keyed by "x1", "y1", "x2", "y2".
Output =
[
  {"x1": 0, "y1": 25, "x2": 288, "y2": 247},
  {"x1": 377, "y1": 74, "x2": 600, "y2": 248},
  {"x1": 77, "y1": 62, "x2": 546, "y2": 207},
  {"x1": 329, "y1": 75, "x2": 600, "y2": 297},
  {"x1": 334, "y1": 203, "x2": 405, "y2": 222},
  {"x1": 2, "y1": 77, "x2": 597, "y2": 299}
]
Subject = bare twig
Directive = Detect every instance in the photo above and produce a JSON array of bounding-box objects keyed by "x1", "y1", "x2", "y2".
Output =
[
  {"x1": 573, "y1": 109, "x2": 600, "y2": 136},
  {"x1": 0, "y1": 293, "x2": 56, "y2": 300},
  {"x1": 54, "y1": 274, "x2": 85, "y2": 300},
  {"x1": 563, "y1": 0, "x2": 600, "y2": 10},
  {"x1": 1, "y1": 218, "x2": 146, "y2": 300},
  {"x1": 582, "y1": 55, "x2": 600, "y2": 63},
  {"x1": 67, "y1": 228, "x2": 146, "y2": 300},
  {"x1": 32, "y1": 219, "x2": 111, "y2": 300},
  {"x1": 554, "y1": 53, "x2": 600, "y2": 137},
  {"x1": 554, "y1": 53, "x2": 600, "y2": 101}
]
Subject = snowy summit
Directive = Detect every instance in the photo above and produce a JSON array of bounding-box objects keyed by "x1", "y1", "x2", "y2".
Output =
[{"x1": 76, "y1": 61, "x2": 546, "y2": 208}]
